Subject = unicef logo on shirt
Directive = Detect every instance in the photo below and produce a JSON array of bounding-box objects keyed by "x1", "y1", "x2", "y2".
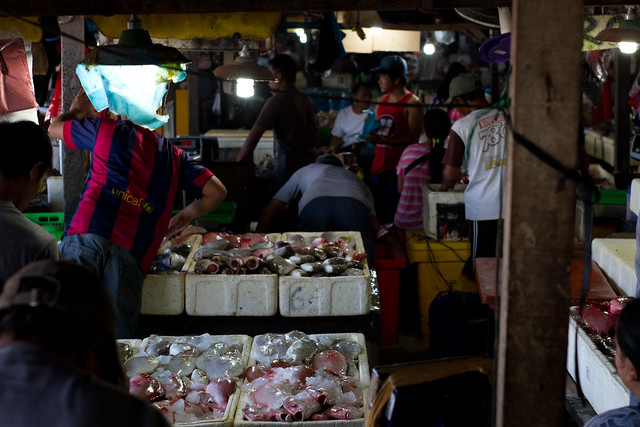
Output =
[{"x1": 377, "y1": 114, "x2": 397, "y2": 138}]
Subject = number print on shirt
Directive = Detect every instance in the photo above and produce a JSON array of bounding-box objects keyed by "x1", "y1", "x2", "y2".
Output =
[
  {"x1": 378, "y1": 114, "x2": 397, "y2": 137},
  {"x1": 478, "y1": 112, "x2": 506, "y2": 153}
]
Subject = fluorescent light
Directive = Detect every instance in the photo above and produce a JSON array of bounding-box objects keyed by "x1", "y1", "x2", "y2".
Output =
[
  {"x1": 236, "y1": 78, "x2": 254, "y2": 98},
  {"x1": 370, "y1": 27, "x2": 384, "y2": 35},
  {"x1": 619, "y1": 41, "x2": 638, "y2": 54},
  {"x1": 423, "y1": 42, "x2": 436, "y2": 55}
]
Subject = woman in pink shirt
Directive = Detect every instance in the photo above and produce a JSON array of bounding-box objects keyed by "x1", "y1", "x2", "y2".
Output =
[{"x1": 394, "y1": 108, "x2": 451, "y2": 230}]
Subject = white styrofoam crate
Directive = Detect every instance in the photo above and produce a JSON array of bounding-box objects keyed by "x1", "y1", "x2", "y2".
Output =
[
  {"x1": 278, "y1": 232, "x2": 371, "y2": 317},
  {"x1": 184, "y1": 234, "x2": 281, "y2": 316},
  {"x1": 142, "y1": 235, "x2": 202, "y2": 315},
  {"x1": 567, "y1": 312, "x2": 629, "y2": 414},
  {"x1": 592, "y1": 238, "x2": 636, "y2": 297},
  {"x1": 602, "y1": 136, "x2": 615, "y2": 167},
  {"x1": 631, "y1": 179, "x2": 640, "y2": 216},
  {"x1": 421, "y1": 183, "x2": 467, "y2": 241},
  {"x1": 138, "y1": 334, "x2": 252, "y2": 427},
  {"x1": 234, "y1": 332, "x2": 370, "y2": 426}
]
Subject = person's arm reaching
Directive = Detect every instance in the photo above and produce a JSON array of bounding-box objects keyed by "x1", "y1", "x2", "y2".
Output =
[
  {"x1": 440, "y1": 165, "x2": 461, "y2": 191},
  {"x1": 256, "y1": 199, "x2": 286, "y2": 232},
  {"x1": 48, "y1": 88, "x2": 99, "y2": 140},
  {"x1": 236, "y1": 123, "x2": 266, "y2": 162},
  {"x1": 166, "y1": 176, "x2": 227, "y2": 238}
]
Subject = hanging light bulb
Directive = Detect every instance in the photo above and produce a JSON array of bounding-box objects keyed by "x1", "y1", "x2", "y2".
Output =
[
  {"x1": 214, "y1": 39, "x2": 275, "y2": 81},
  {"x1": 236, "y1": 78, "x2": 255, "y2": 98},
  {"x1": 596, "y1": 6, "x2": 640, "y2": 55},
  {"x1": 423, "y1": 42, "x2": 436, "y2": 55},
  {"x1": 619, "y1": 41, "x2": 638, "y2": 54},
  {"x1": 295, "y1": 29, "x2": 307, "y2": 44}
]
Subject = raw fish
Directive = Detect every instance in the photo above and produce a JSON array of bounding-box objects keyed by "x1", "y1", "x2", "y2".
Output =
[
  {"x1": 146, "y1": 340, "x2": 171, "y2": 357},
  {"x1": 168, "y1": 355, "x2": 197, "y2": 377},
  {"x1": 170, "y1": 342, "x2": 199, "y2": 356},
  {"x1": 164, "y1": 243, "x2": 192, "y2": 257},
  {"x1": 289, "y1": 269, "x2": 309, "y2": 277},
  {"x1": 124, "y1": 356, "x2": 160, "y2": 377},
  {"x1": 300, "y1": 262, "x2": 323, "y2": 273},
  {"x1": 266, "y1": 255, "x2": 297, "y2": 275},
  {"x1": 117, "y1": 342, "x2": 133, "y2": 363},
  {"x1": 205, "y1": 377, "x2": 237, "y2": 410},
  {"x1": 324, "y1": 404, "x2": 364, "y2": 420},
  {"x1": 283, "y1": 390, "x2": 321, "y2": 420},
  {"x1": 160, "y1": 376, "x2": 188, "y2": 400},
  {"x1": 205, "y1": 354, "x2": 245, "y2": 378},
  {"x1": 130, "y1": 374, "x2": 165, "y2": 401},
  {"x1": 312, "y1": 350, "x2": 347, "y2": 376}
]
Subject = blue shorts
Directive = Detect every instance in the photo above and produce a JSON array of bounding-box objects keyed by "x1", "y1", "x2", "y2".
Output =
[{"x1": 60, "y1": 233, "x2": 143, "y2": 338}]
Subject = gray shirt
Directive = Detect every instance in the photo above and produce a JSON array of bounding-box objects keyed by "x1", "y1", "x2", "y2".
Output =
[
  {"x1": 0, "y1": 201, "x2": 60, "y2": 285},
  {"x1": 273, "y1": 163, "x2": 375, "y2": 215},
  {"x1": 0, "y1": 342, "x2": 170, "y2": 427}
]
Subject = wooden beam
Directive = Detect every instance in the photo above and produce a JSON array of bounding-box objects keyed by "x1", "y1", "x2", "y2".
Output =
[
  {"x1": 60, "y1": 16, "x2": 87, "y2": 227},
  {"x1": 2, "y1": 0, "x2": 633, "y2": 17},
  {"x1": 496, "y1": 0, "x2": 581, "y2": 425},
  {"x1": 614, "y1": 51, "x2": 631, "y2": 185}
]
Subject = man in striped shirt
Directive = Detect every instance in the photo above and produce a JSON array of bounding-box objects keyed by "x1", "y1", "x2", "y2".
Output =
[{"x1": 49, "y1": 89, "x2": 226, "y2": 338}]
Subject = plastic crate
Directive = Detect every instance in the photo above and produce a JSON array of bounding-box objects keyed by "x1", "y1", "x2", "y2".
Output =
[{"x1": 23, "y1": 212, "x2": 64, "y2": 241}]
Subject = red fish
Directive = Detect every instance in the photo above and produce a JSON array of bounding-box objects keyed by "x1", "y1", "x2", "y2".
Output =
[{"x1": 312, "y1": 350, "x2": 347, "y2": 376}]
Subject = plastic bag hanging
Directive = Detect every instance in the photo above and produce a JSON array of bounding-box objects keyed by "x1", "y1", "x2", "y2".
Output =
[{"x1": 0, "y1": 38, "x2": 38, "y2": 117}]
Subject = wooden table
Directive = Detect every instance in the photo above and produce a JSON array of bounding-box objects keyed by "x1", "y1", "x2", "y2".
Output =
[{"x1": 475, "y1": 258, "x2": 616, "y2": 309}]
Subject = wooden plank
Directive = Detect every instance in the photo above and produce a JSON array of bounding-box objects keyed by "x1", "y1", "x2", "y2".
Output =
[
  {"x1": 60, "y1": 16, "x2": 87, "y2": 228},
  {"x1": 475, "y1": 258, "x2": 617, "y2": 308},
  {"x1": 496, "y1": 0, "x2": 583, "y2": 425},
  {"x1": 2, "y1": 0, "x2": 632, "y2": 17}
]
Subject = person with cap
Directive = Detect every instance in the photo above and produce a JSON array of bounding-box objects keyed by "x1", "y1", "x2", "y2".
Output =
[
  {"x1": 256, "y1": 154, "x2": 377, "y2": 262},
  {"x1": 441, "y1": 73, "x2": 506, "y2": 277},
  {"x1": 237, "y1": 54, "x2": 319, "y2": 191},
  {"x1": 394, "y1": 108, "x2": 451, "y2": 230},
  {"x1": 584, "y1": 297, "x2": 640, "y2": 426},
  {"x1": 0, "y1": 259, "x2": 170, "y2": 426},
  {"x1": 48, "y1": 88, "x2": 227, "y2": 338},
  {"x1": 0, "y1": 121, "x2": 60, "y2": 287},
  {"x1": 368, "y1": 55, "x2": 423, "y2": 224}
]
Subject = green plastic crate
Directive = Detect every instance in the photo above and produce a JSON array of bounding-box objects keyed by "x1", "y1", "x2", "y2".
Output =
[
  {"x1": 172, "y1": 200, "x2": 236, "y2": 225},
  {"x1": 23, "y1": 212, "x2": 65, "y2": 241},
  {"x1": 579, "y1": 189, "x2": 627, "y2": 205}
]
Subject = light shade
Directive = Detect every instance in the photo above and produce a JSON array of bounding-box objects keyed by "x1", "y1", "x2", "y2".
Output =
[
  {"x1": 83, "y1": 15, "x2": 190, "y2": 67},
  {"x1": 214, "y1": 40, "x2": 275, "y2": 82},
  {"x1": 595, "y1": 10, "x2": 640, "y2": 44}
]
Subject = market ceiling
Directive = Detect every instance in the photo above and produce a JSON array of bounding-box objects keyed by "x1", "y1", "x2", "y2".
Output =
[{"x1": 1, "y1": 0, "x2": 633, "y2": 17}]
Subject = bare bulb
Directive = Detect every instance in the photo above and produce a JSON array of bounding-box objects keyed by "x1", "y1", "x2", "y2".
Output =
[
  {"x1": 237, "y1": 78, "x2": 254, "y2": 98},
  {"x1": 619, "y1": 42, "x2": 638, "y2": 54},
  {"x1": 423, "y1": 42, "x2": 436, "y2": 55}
]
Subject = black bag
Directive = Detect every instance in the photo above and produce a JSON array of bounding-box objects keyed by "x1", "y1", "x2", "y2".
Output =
[{"x1": 428, "y1": 291, "x2": 491, "y2": 359}]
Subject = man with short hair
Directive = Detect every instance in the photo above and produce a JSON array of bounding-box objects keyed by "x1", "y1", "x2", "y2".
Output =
[
  {"x1": 441, "y1": 73, "x2": 506, "y2": 276},
  {"x1": 237, "y1": 54, "x2": 319, "y2": 190},
  {"x1": 0, "y1": 259, "x2": 170, "y2": 426},
  {"x1": 368, "y1": 55, "x2": 423, "y2": 224},
  {"x1": 329, "y1": 83, "x2": 372, "y2": 152},
  {"x1": 0, "y1": 121, "x2": 59, "y2": 286}
]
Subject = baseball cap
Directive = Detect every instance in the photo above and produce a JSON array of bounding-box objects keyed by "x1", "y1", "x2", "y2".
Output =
[
  {"x1": 0, "y1": 260, "x2": 117, "y2": 334},
  {"x1": 446, "y1": 73, "x2": 483, "y2": 104},
  {"x1": 372, "y1": 55, "x2": 408, "y2": 76}
]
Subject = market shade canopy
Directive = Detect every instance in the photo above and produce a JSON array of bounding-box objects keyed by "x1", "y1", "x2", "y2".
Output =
[{"x1": 91, "y1": 13, "x2": 281, "y2": 41}]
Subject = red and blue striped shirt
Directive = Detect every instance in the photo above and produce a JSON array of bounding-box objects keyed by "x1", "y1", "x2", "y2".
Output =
[{"x1": 62, "y1": 117, "x2": 213, "y2": 274}]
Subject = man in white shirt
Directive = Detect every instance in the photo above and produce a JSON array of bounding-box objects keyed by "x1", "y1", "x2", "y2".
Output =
[{"x1": 329, "y1": 83, "x2": 372, "y2": 152}]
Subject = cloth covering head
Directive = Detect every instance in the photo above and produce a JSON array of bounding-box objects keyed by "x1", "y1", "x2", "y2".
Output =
[
  {"x1": 446, "y1": 73, "x2": 483, "y2": 104},
  {"x1": 616, "y1": 297, "x2": 640, "y2": 369},
  {"x1": 372, "y1": 55, "x2": 408, "y2": 76},
  {"x1": 0, "y1": 259, "x2": 117, "y2": 335}
]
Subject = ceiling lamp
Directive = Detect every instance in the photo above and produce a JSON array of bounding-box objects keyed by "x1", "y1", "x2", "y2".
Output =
[
  {"x1": 214, "y1": 40, "x2": 275, "y2": 82},
  {"x1": 77, "y1": 15, "x2": 190, "y2": 130},
  {"x1": 596, "y1": 7, "x2": 640, "y2": 54},
  {"x1": 83, "y1": 15, "x2": 190, "y2": 67}
]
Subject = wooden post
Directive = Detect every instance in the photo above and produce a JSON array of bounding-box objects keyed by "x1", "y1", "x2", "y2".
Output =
[
  {"x1": 59, "y1": 16, "x2": 87, "y2": 227},
  {"x1": 496, "y1": 0, "x2": 582, "y2": 425},
  {"x1": 614, "y1": 50, "x2": 631, "y2": 187}
]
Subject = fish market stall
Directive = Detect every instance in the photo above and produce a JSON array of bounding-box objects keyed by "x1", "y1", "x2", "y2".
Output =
[{"x1": 118, "y1": 333, "x2": 252, "y2": 426}]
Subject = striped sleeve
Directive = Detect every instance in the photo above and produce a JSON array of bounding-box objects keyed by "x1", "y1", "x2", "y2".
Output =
[
  {"x1": 65, "y1": 118, "x2": 102, "y2": 151},
  {"x1": 177, "y1": 148, "x2": 214, "y2": 199}
]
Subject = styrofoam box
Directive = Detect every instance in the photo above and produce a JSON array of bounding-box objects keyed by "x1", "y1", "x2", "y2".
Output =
[
  {"x1": 184, "y1": 234, "x2": 281, "y2": 316},
  {"x1": 234, "y1": 332, "x2": 370, "y2": 426},
  {"x1": 278, "y1": 232, "x2": 371, "y2": 317},
  {"x1": 136, "y1": 334, "x2": 252, "y2": 427},
  {"x1": 592, "y1": 238, "x2": 636, "y2": 297},
  {"x1": 631, "y1": 178, "x2": 640, "y2": 216},
  {"x1": 567, "y1": 311, "x2": 629, "y2": 414},
  {"x1": 141, "y1": 234, "x2": 202, "y2": 315},
  {"x1": 422, "y1": 183, "x2": 467, "y2": 241}
]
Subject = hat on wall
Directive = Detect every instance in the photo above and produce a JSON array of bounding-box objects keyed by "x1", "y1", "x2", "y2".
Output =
[
  {"x1": 0, "y1": 260, "x2": 117, "y2": 334},
  {"x1": 446, "y1": 73, "x2": 483, "y2": 104},
  {"x1": 372, "y1": 55, "x2": 408, "y2": 76}
]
